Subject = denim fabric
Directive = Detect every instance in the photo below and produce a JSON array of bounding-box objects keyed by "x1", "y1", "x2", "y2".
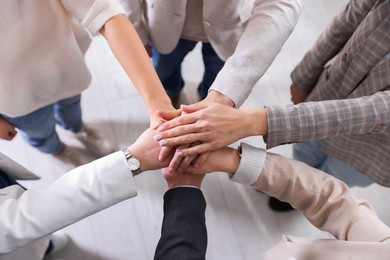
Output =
[
  {"x1": 152, "y1": 38, "x2": 224, "y2": 99},
  {"x1": 3, "y1": 95, "x2": 82, "y2": 154},
  {"x1": 293, "y1": 140, "x2": 374, "y2": 187}
]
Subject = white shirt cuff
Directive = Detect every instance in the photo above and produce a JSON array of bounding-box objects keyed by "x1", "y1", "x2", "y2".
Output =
[{"x1": 229, "y1": 142, "x2": 266, "y2": 185}]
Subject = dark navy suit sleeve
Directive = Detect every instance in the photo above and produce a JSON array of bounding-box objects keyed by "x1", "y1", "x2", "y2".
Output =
[{"x1": 154, "y1": 187, "x2": 207, "y2": 260}]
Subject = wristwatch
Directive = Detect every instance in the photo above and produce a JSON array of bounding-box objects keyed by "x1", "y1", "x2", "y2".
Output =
[{"x1": 122, "y1": 148, "x2": 141, "y2": 176}]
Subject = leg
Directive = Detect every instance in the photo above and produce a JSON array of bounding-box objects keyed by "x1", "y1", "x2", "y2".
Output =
[
  {"x1": 199, "y1": 42, "x2": 225, "y2": 99},
  {"x1": 321, "y1": 155, "x2": 373, "y2": 187},
  {"x1": 152, "y1": 39, "x2": 198, "y2": 97},
  {"x1": 293, "y1": 140, "x2": 328, "y2": 169},
  {"x1": 3, "y1": 105, "x2": 62, "y2": 154},
  {"x1": 54, "y1": 94, "x2": 82, "y2": 132},
  {"x1": 294, "y1": 140, "x2": 373, "y2": 187},
  {"x1": 55, "y1": 94, "x2": 115, "y2": 158}
]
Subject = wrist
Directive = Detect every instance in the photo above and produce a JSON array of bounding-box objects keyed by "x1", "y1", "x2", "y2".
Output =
[
  {"x1": 207, "y1": 90, "x2": 234, "y2": 107},
  {"x1": 223, "y1": 147, "x2": 241, "y2": 174},
  {"x1": 249, "y1": 108, "x2": 268, "y2": 136},
  {"x1": 126, "y1": 146, "x2": 144, "y2": 174}
]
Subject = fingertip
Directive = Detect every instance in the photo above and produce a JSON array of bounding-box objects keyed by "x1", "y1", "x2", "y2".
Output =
[
  {"x1": 157, "y1": 125, "x2": 165, "y2": 132},
  {"x1": 174, "y1": 151, "x2": 183, "y2": 157},
  {"x1": 159, "y1": 140, "x2": 168, "y2": 146}
]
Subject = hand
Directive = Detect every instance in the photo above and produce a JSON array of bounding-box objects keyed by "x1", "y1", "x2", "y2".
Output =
[
  {"x1": 290, "y1": 84, "x2": 310, "y2": 104},
  {"x1": 0, "y1": 118, "x2": 17, "y2": 141},
  {"x1": 162, "y1": 167, "x2": 205, "y2": 189},
  {"x1": 154, "y1": 103, "x2": 267, "y2": 157},
  {"x1": 184, "y1": 147, "x2": 240, "y2": 176},
  {"x1": 128, "y1": 128, "x2": 174, "y2": 172},
  {"x1": 150, "y1": 106, "x2": 180, "y2": 129}
]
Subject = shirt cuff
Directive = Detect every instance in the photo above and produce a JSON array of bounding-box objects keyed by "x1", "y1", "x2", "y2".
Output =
[{"x1": 229, "y1": 143, "x2": 266, "y2": 185}]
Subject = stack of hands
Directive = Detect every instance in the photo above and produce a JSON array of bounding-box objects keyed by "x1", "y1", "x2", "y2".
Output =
[
  {"x1": 0, "y1": 85, "x2": 309, "y2": 188},
  {"x1": 135, "y1": 84, "x2": 309, "y2": 188},
  {"x1": 130, "y1": 90, "x2": 270, "y2": 188}
]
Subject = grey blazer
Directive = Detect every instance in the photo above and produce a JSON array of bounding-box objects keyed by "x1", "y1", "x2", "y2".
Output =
[
  {"x1": 121, "y1": 0, "x2": 302, "y2": 107},
  {"x1": 266, "y1": 0, "x2": 390, "y2": 186}
]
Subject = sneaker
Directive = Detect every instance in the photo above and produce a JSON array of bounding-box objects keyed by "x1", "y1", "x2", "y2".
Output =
[
  {"x1": 53, "y1": 144, "x2": 91, "y2": 167},
  {"x1": 74, "y1": 124, "x2": 116, "y2": 158}
]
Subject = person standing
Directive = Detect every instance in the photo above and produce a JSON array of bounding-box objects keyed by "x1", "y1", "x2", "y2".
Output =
[
  {"x1": 120, "y1": 0, "x2": 301, "y2": 107},
  {"x1": 0, "y1": 0, "x2": 173, "y2": 167}
]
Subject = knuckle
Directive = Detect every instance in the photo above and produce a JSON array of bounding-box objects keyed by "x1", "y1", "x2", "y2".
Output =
[{"x1": 178, "y1": 117, "x2": 185, "y2": 125}]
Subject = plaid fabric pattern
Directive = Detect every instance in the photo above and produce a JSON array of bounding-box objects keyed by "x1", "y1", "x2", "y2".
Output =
[{"x1": 267, "y1": 0, "x2": 390, "y2": 186}]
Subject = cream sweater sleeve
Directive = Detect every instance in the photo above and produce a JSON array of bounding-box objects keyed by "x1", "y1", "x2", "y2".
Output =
[{"x1": 231, "y1": 143, "x2": 390, "y2": 242}]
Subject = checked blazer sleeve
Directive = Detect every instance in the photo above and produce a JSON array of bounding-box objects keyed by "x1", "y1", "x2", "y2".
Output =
[
  {"x1": 154, "y1": 187, "x2": 207, "y2": 260},
  {"x1": 290, "y1": 0, "x2": 377, "y2": 90},
  {"x1": 265, "y1": 90, "x2": 390, "y2": 148}
]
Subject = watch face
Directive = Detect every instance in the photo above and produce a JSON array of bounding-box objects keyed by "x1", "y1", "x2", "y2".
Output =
[{"x1": 129, "y1": 157, "x2": 141, "y2": 171}]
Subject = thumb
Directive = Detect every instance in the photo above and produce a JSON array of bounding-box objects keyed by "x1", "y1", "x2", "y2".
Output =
[
  {"x1": 156, "y1": 109, "x2": 181, "y2": 121},
  {"x1": 181, "y1": 101, "x2": 208, "y2": 113}
]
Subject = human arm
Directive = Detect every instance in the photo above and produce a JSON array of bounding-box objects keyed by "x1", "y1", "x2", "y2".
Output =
[
  {"x1": 154, "y1": 167, "x2": 206, "y2": 259},
  {"x1": 61, "y1": 1, "x2": 173, "y2": 125},
  {"x1": 290, "y1": 0, "x2": 373, "y2": 91},
  {"x1": 155, "y1": 103, "x2": 267, "y2": 157},
  {"x1": 266, "y1": 90, "x2": 390, "y2": 148},
  {"x1": 210, "y1": 0, "x2": 301, "y2": 107},
  {"x1": 99, "y1": 15, "x2": 173, "y2": 125},
  {"x1": 154, "y1": 186, "x2": 207, "y2": 260},
  {"x1": 185, "y1": 143, "x2": 390, "y2": 242},
  {"x1": 119, "y1": 0, "x2": 149, "y2": 45},
  {"x1": 0, "y1": 128, "x2": 171, "y2": 254},
  {"x1": 156, "y1": 90, "x2": 390, "y2": 155},
  {"x1": 0, "y1": 117, "x2": 17, "y2": 141}
]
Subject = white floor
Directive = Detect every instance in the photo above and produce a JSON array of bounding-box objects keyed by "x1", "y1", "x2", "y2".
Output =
[{"x1": 2, "y1": 0, "x2": 390, "y2": 259}]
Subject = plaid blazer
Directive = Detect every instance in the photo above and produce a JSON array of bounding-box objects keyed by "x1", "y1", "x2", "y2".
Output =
[{"x1": 266, "y1": 0, "x2": 390, "y2": 186}]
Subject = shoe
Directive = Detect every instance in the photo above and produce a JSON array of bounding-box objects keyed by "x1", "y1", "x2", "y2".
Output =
[
  {"x1": 46, "y1": 230, "x2": 69, "y2": 256},
  {"x1": 53, "y1": 144, "x2": 91, "y2": 167},
  {"x1": 74, "y1": 124, "x2": 116, "y2": 158},
  {"x1": 268, "y1": 197, "x2": 294, "y2": 212}
]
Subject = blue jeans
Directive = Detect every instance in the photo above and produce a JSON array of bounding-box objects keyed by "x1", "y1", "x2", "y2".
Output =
[
  {"x1": 3, "y1": 95, "x2": 82, "y2": 154},
  {"x1": 152, "y1": 38, "x2": 225, "y2": 99},
  {"x1": 293, "y1": 140, "x2": 373, "y2": 187}
]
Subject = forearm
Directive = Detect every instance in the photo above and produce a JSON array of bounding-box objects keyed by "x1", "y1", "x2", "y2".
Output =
[
  {"x1": 229, "y1": 144, "x2": 390, "y2": 241},
  {"x1": 252, "y1": 152, "x2": 390, "y2": 241},
  {"x1": 119, "y1": 0, "x2": 149, "y2": 44},
  {"x1": 290, "y1": 0, "x2": 370, "y2": 89},
  {"x1": 154, "y1": 188, "x2": 207, "y2": 260},
  {"x1": 211, "y1": 0, "x2": 301, "y2": 107},
  {"x1": 100, "y1": 15, "x2": 172, "y2": 116},
  {"x1": 265, "y1": 91, "x2": 390, "y2": 148},
  {"x1": 0, "y1": 152, "x2": 136, "y2": 253}
]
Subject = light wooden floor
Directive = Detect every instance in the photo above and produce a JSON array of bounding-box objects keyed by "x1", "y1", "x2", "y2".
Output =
[{"x1": 2, "y1": 1, "x2": 390, "y2": 259}]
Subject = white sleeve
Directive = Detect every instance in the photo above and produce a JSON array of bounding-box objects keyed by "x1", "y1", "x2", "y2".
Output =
[
  {"x1": 211, "y1": 0, "x2": 301, "y2": 107},
  {"x1": 0, "y1": 151, "x2": 137, "y2": 253},
  {"x1": 229, "y1": 142, "x2": 266, "y2": 185}
]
